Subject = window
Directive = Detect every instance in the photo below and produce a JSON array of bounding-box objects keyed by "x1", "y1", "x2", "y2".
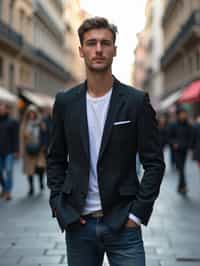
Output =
[{"x1": 0, "y1": 56, "x2": 3, "y2": 78}]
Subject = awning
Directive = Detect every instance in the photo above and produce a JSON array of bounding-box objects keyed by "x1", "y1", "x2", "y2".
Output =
[
  {"x1": 158, "y1": 90, "x2": 182, "y2": 111},
  {"x1": 0, "y1": 86, "x2": 18, "y2": 103},
  {"x1": 20, "y1": 90, "x2": 54, "y2": 108},
  {"x1": 178, "y1": 80, "x2": 200, "y2": 103}
]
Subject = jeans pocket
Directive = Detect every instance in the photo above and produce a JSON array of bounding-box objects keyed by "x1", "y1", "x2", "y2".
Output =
[{"x1": 123, "y1": 225, "x2": 142, "y2": 241}]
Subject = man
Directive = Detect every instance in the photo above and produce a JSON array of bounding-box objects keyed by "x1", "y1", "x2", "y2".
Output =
[
  {"x1": 0, "y1": 102, "x2": 19, "y2": 200},
  {"x1": 169, "y1": 107, "x2": 192, "y2": 194},
  {"x1": 47, "y1": 17, "x2": 165, "y2": 266}
]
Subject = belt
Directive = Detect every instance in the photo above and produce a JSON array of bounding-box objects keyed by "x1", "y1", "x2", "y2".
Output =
[{"x1": 83, "y1": 210, "x2": 103, "y2": 218}]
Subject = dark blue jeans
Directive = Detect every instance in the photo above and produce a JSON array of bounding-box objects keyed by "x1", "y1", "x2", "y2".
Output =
[
  {"x1": 0, "y1": 154, "x2": 14, "y2": 192},
  {"x1": 65, "y1": 216, "x2": 145, "y2": 266}
]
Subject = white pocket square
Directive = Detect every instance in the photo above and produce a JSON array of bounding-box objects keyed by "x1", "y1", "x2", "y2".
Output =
[{"x1": 113, "y1": 120, "x2": 131, "y2": 125}]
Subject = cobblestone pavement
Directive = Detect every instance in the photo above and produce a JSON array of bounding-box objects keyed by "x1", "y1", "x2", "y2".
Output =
[{"x1": 0, "y1": 149, "x2": 200, "y2": 266}]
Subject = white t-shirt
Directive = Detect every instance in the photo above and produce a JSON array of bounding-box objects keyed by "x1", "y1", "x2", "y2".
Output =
[{"x1": 82, "y1": 88, "x2": 112, "y2": 214}]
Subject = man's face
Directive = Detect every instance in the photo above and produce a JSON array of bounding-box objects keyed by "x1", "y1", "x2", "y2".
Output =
[{"x1": 79, "y1": 28, "x2": 117, "y2": 73}]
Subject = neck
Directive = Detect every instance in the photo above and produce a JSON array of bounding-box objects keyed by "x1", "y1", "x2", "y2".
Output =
[{"x1": 86, "y1": 70, "x2": 113, "y2": 97}]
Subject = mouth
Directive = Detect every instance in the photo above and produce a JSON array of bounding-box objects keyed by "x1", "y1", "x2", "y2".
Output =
[{"x1": 93, "y1": 57, "x2": 105, "y2": 61}]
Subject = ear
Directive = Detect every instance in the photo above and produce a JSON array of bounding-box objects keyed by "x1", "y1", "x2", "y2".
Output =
[
  {"x1": 79, "y1": 46, "x2": 84, "y2": 58},
  {"x1": 113, "y1": 46, "x2": 117, "y2": 57}
]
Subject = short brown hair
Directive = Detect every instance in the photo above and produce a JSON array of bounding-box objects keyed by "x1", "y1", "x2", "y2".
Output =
[{"x1": 78, "y1": 17, "x2": 118, "y2": 45}]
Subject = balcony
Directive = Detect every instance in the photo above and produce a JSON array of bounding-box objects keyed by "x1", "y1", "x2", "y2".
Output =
[
  {"x1": 0, "y1": 19, "x2": 71, "y2": 82},
  {"x1": 0, "y1": 19, "x2": 22, "y2": 51},
  {"x1": 161, "y1": 10, "x2": 200, "y2": 68},
  {"x1": 33, "y1": 0, "x2": 64, "y2": 42},
  {"x1": 34, "y1": 49, "x2": 71, "y2": 81}
]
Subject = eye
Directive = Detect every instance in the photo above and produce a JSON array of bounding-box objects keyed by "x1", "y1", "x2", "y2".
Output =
[
  {"x1": 101, "y1": 40, "x2": 112, "y2": 46},
  {"x1": 85, "y1": 40, "x2": 97, "y2": 46}
]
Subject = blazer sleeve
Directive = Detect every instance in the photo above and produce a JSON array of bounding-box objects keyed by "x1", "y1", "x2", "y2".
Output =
[
  {"x1": 130, "y1": 93, "x2": 165, "y2": 225},
  {"x1": 47, "y1": 92, "x2": 68, "y2": 215}
]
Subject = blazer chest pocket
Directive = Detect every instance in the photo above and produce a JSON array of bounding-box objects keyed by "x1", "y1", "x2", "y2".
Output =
[
  {"x1": 113, "y1": 121, "x2": 132, "y2": 130},
  {"x1": 112, "y1": 122, "x2": 133, "y2": 141}
]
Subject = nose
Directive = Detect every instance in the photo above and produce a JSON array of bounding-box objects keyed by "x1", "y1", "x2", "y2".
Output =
[{"x1": 96, "y1": 42, "x2": 102, "y2": 52}]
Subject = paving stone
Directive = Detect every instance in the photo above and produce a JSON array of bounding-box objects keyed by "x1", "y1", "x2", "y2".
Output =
[
  {"x1": 145, "y1": 260, "x2": 160, "y2": 266},
  {"x1": 0, "y1": 241, "x2": 17, "y2": 248},
  {"x1": 0, "y1": 257, "x2": 22, "y2": 265},
  {"x1": 55, "y1": 242, "x2": 66, "y2": 249},
  {"x1": 3, "y1": 247, "x2": 45, "y2": 256},
  {"x1": 9, "y1": 240, "x2": 55, "y2": 249},
  {"x1": 20, "y1": 256, "x2": 61, "y2": 264},
  {"x1": 45, "y1": 249, "x2": 66, "y2": 256},
  {"x1": 0, "y1": 248, "x2": 8, "y2": 256}
]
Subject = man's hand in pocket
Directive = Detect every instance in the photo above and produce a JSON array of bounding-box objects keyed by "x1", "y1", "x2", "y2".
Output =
[{"x1": 125, "y1": 219, "x2": 140, "y2": 228}]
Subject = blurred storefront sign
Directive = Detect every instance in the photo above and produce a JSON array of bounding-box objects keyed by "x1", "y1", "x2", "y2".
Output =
[
  {"x1": 158, "y1": 90, "x2": 182, "y2": 112},
  {"x1": 19, "y1": 89, "x2": 54, "y2": 108},
  {"x1": 0, "y1": 86, "x2": 18, "y2": 104},
  {"x1": 178, "y1": 80, "x2": 200, "y2": 104}
]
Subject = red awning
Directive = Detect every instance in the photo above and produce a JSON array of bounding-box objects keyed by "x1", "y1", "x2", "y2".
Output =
[{"x1": 178, "y1": 80, "x2": 200, "y2": 103}]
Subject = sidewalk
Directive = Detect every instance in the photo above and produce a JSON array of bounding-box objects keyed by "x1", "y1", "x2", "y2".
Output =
[{"x1": 0, "y1": 150, "x2": 200, "y2": 266}]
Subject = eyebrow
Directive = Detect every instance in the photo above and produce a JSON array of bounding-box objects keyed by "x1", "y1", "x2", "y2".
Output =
[{"x1": 85, "y1": 38, "x2": 113, "y2": 43}]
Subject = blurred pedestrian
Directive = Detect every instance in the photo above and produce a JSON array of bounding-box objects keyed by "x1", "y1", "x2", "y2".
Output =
[
  {"x1": 0, "y1": 102, "x2": 19, "y2": 200},
  {"x1": 47, "y1": 17, "x2": 165, "y2": 266},
  {"x1": 192, "y1": 116, "x2": 200, "y2": 168},
  {"x1": 0, "y1": 170, "x2": 5, "y2": 193},
  {"x1": 167, "y1": 112, "x2": 176, "y2": 171},
  {"x1": 20, "y1": 105, "x2": 46, "y2": 196},
  {"x1": 158, "y1": 115, "x2": 168, "y2": 151},
  {"x1": 41, "y1": 106, "x2": 53, "y2": 154},
  {"x1": 169, "y1": 107, "x2": 192, "y2": 194}
]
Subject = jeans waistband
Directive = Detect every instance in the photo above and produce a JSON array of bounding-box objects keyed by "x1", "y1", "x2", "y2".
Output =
[{"x1": 83, "y1": 210, "x2": 103, "y2": 218}]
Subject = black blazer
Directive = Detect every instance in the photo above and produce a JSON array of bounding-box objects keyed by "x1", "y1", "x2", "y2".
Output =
[{"x1": 47, "y1": 77, "x2": 165, "y2": 232}]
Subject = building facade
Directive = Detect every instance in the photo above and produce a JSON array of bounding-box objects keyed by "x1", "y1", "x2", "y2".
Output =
[
  {"x1": 161, "y1": 0, "x2": 200, "y2": 115},
  {"x1": 0, "y1": 0, "x2": 34, "y2": 94},
  {"x1": 132, "y1": 31, "x2": 149, "y2": 90},
  {"x1": 0, "y1": 0, "x2": 75, "y2": 100},
  {"x1": 64, "y1": 0, "x2": 88, "y2": 84},
  {"x1": 137, "y1": 0, "x2": 164, "y2": 109}
]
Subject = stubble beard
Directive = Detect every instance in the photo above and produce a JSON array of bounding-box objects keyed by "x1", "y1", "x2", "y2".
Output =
[{"x1": 86, "y1": 60, "x2": 113, "y2": 73}]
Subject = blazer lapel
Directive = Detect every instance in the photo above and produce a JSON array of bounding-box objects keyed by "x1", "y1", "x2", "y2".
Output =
[
  {"x1": 78, "y1": 82, "x2": 90, "y2": 162},
  {"x1": 98, "y1": 78, "x2": 126, "y2": 163}
]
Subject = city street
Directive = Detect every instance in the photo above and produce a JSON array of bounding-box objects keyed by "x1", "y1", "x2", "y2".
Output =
[{"x1": 0, "y1": 150, "x2": 200, "y2": 266}]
